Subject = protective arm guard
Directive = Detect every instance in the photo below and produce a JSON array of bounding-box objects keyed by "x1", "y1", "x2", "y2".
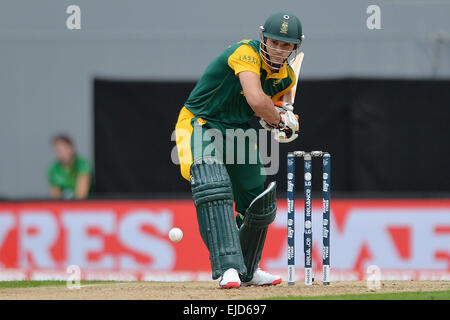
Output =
[
  {"x1": 190, "y1": 157, "x2": 247, "y2": 280},
  {"x1": 239, "y1": 181, "x2": 277, "y2": 282}
]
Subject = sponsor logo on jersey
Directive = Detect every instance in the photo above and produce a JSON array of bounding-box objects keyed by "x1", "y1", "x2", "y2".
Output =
[
  {"x1": 272, "y1": 79, "x2": 281, "y2": 86},
  {"x1": 239, "y1": 55, "x2": 259, "y2": 65}
]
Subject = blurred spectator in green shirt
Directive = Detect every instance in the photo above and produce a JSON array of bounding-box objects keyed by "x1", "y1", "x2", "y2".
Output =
[{"x1": 48, "y1": 134, "x2": 92, "y2": 200}]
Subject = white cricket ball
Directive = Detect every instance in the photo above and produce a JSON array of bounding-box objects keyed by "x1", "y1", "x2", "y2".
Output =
[{"x1": 169, "y1": 227, "x2": 183, "y2": 242}]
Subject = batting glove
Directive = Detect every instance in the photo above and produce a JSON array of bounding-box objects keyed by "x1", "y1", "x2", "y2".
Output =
[
  {"x1": 259, "y1": 101, "x2": 296, "y2": 131},
  {"x1": 275, "y1": 110, "x2": 299, "y2": 143}
]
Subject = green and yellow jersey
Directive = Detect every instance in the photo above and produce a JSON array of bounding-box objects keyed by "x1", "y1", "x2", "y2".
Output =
[
  {"x1": 184, "y1": 39, "x2": 296, "y2": 125},
  {"x1": 48, "y1": 155, "x2": 92, "y2": 199},
  {"x1": 175, "y1": 39, "x2": 296, "y2": 185}
]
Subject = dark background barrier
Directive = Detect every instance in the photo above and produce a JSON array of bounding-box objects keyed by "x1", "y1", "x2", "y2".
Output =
[{"x1": 94, "y1": 79, "x2": 450, "y2": 195}]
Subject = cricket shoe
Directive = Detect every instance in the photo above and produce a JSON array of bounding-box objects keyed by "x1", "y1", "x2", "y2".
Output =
[
  {"x1": 219, "y1": 268, "x2": 241, "y2": 289},
  {"x1": 241, "y1": 268, "x2": 282, "y2": 287}
]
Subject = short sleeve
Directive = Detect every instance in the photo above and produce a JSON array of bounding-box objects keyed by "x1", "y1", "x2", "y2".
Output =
[
  {"x1": 77, "y1": 157, "x2": 92, "y2": 175},
  {"x1": 227, "y1": 45, "x2": 261, "y2": 76}
]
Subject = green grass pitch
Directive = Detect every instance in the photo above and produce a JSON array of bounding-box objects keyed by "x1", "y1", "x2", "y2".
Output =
[{"x1": 0, "y1": 280, "x2": 113, "y2": 289}]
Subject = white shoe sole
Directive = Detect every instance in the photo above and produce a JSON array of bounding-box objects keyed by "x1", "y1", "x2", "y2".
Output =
[{"x1": 219, "y1": 281, "x2": 240, "y2": 289}]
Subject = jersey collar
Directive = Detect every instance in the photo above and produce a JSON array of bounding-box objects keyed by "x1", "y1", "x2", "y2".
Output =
[{"x1": 261, "y1": 61, "x2": 288, "y2": 80}]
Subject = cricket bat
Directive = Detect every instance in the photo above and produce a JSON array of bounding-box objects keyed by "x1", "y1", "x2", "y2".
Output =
[{"x1": 287, "y1": 51, "x2": 305, "y2": 105}]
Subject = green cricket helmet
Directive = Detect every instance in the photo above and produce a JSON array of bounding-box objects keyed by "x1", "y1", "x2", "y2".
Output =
[{"x1": 259, "y1": 11, "x2": 304, "y2": 70}]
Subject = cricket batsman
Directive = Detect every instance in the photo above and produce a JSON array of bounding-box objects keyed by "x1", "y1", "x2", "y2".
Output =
[{"x1": 175, "y1": 11, "x2": 304, "y2": 288}]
